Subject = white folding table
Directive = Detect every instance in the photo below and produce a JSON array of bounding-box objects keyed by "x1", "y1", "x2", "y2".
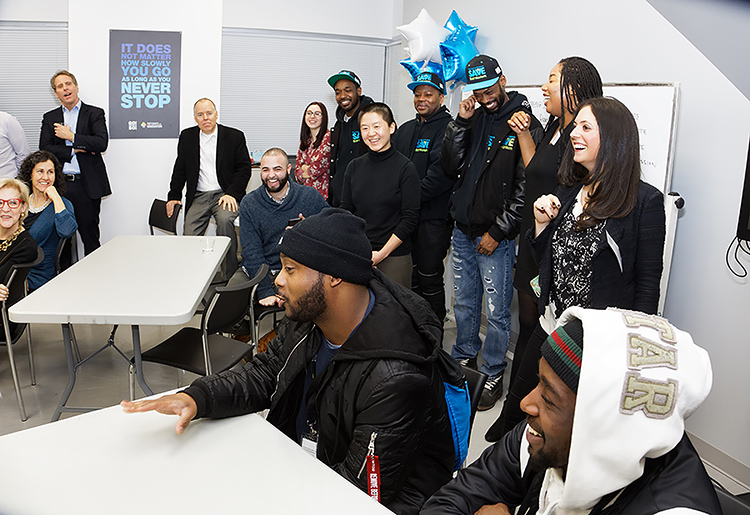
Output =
[
  {"x1": 9, "y1": 234, "x2": 229, "y2": 421},
  {"x1": 0, "y1": 402, "x2": 392, "y2": 514}
]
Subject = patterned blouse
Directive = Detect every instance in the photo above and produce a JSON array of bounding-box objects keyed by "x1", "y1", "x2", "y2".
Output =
[
  {"x1": 295, "y1": 130, "x2": 331, "y2": 200},
  {"x1": 550, "y1": 205, "x2": 606, "y2": 318}
]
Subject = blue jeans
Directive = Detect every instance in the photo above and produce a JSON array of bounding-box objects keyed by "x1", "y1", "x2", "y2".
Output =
[{"x1": 450, "y1": 227, "x2": 514, "y2": 378}]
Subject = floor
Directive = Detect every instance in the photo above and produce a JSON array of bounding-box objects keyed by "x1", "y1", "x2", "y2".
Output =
[{"x1": 1, "y1": 315, "x2": 748, "y2": 502}]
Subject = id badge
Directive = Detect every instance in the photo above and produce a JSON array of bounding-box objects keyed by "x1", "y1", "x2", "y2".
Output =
[{"x1": 301, "y1": 436, "x2": 318, "y2": 458}]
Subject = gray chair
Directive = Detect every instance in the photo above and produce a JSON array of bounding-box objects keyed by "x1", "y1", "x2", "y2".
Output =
[
  {"x1": 129, "y1": 264, "x2": 268, "y2": 397},
  {"x1": 149, "y1": 198, "x2": 181, "y2": 235},
  {"x1": 1, "y1": 247, "x2": 44, "y2": 421}
]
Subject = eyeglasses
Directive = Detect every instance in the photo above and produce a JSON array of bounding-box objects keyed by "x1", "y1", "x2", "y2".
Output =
[
  {"x1": 305, "y1": 111, "x2": 323, "y2": 117},
  {"x1": 0, "y1": 199, "x2": 22, "y2": 209}
]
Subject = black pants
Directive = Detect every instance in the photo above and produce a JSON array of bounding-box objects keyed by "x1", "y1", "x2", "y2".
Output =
[
  {"x1": 411, "y1": 219, "x2": 452, "y2": 321},
  {"x1": 496, "y1": 321, "x2": 547, "y2": 436},
  {"x1": 64, "y1": 177, "x2": 101, "y2": 256}
]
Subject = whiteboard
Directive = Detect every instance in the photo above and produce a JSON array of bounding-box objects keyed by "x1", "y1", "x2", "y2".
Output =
[{"x1": 507, "y1": 83, "x2": 680, "y2": 194}]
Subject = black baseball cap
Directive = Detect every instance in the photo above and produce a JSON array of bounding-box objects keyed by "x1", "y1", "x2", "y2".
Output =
[
  {"x1": 327, "y1": 70, "x2": 361, "y2": 89},
  {"x1": 464, "y1": 55, "x2": 503, "y2": 92},
  {"x1": 407, "y1": 72, "x2": 445, "y2": 95}
]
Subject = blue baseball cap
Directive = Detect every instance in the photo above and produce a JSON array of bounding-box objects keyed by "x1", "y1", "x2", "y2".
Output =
[
  {"x1": 407, "y1": 72, "x2": 445, "y2": 95},
  {"x1": 463, "y1": 55, "x2": 503, "y2": 92},
  {"x1": 327, "y1": 70, "x2": 361, "y2": 89}
]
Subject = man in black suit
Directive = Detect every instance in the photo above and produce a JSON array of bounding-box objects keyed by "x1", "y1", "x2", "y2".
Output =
[
  {"x1": 40, "y1": 70, "x2": 110, "y2": 255},
  {"x1": 166, "y1": 98, "x2": 252, "y2": 280}
]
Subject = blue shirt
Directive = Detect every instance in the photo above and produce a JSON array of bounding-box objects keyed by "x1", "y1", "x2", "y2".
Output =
[{"x1": 62, "y1": 101, "x2": 81, "y2": 175}]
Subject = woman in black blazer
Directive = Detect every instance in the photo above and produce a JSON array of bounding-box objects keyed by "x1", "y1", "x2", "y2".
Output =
[{"x1": 492, "y1": 97, "x2": 666, "y2": 439}]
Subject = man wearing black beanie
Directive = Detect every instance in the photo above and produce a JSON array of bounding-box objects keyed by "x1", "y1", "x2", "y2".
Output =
[{"x1": 122, "y1": 208, "x2": 457, "y2": 514}]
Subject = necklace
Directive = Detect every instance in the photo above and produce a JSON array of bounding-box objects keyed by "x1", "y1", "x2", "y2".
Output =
[
  {"x1": 28, "y1": 193, "x2": 51, "y2": 214},
  {"x1": 0, "y1": 226, "x2": 23, "y2": 252}
]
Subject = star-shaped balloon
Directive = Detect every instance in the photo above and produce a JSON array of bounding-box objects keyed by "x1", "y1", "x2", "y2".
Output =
[
  {"x1": 444, "y1": 10, "x2": 478, "y2": 43},
  {"x1": 399, "y1": 58, "x2": 445, "y2": 83},
  {"x1": 397, "y1": 8, "x2": 450, "y2": 64},
  {"x1": 440, "y1": 24, "x2": 479, "y2": 83}
]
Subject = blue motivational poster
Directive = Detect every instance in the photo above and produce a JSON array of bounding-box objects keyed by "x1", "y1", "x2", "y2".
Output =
[{"x1": 109, "y1": 29, "x2": 181, "y2": 139}]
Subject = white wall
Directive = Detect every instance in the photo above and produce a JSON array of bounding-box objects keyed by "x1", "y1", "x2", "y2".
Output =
[
  {"x1": 222, "y1": 0, "x2": 401, "y2": 40},
  {"x1": 401, "y1": 0, "x2": 750, "y2": 469},
  {"x1": 68, "y1": 0, "x2": 222, "y2": 242}
]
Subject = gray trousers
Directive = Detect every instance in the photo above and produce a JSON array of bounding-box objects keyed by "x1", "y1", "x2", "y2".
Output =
[{"x1": 184, "y1": 189, "x2": 239, "y2": 281}]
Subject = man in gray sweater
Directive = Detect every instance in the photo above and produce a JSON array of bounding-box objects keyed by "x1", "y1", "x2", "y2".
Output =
[{"x1": 229, "y1": 147, "x2": 328, "y2": 306}]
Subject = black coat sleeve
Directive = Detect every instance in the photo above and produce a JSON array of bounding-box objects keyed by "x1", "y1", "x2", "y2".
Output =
[
  {"x1": 440, "y1": 116, "x2": 471, "y2": 180},
  {"x1": 421, "y1": 422, "x2": 529, "y2": 514}
]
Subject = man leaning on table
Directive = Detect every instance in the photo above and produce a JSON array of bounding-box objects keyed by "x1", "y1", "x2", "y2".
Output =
[{"x1": 123, "y1": 208, "x2": 456, "y2": 514}]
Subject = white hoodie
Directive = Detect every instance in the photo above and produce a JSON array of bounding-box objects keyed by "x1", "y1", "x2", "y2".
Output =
[{"x1": 537, "y1": 307, "x2": 713, "y2": 512}]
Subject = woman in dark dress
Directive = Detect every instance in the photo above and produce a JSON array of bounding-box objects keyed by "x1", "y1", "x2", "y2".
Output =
[
  {"x1": 0, "y1": 178, "x2": 39, "y2": 303},
  {"x1": 485, "y1": 58, "x2": 602, "y2": 441},
  {"x1": 490, "y1": 97, "x2": 666, "y2": 440}
]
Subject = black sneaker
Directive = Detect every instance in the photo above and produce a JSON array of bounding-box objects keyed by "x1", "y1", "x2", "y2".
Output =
[
  {"x1": 456, "y1": 356, "x2": 478, "y2": 370},
  {"x1": 478, "y1": 372, "x2": 504, "y2": 411}
]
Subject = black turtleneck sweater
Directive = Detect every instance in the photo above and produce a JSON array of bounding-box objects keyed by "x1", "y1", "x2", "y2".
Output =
[{"x1": 340, "y1": 145, "x2": 420, "y2": 256}]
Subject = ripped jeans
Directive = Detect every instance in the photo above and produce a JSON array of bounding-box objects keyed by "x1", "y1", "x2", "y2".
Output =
[{"x1": 450, "y1": 227, "x2": 514, "y2": 378}]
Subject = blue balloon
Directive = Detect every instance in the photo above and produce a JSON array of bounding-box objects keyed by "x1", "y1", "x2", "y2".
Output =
[
  {"x1": 440, "y1": 25, "x2": 479, "y2": 83},
  {"x1": 444, "y1": 10, "x2": 478, "y2": 43},
  {"x1": 399, "y1": 58, "x2": 445, "y2": 83}
]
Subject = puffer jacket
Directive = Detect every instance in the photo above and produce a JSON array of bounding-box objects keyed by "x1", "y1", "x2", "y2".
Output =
[{"x1": 184, "y1": 270, "x2": 455, "y2": 514}]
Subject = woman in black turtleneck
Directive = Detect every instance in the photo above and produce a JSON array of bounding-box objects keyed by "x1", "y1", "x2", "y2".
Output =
[{"x1": 340, "y1": 102, "x2": 420, "y2": 288}]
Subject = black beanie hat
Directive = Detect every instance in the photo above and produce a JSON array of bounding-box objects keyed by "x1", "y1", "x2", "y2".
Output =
[
  {"x1": 541, "y1": 318, "x2": 584, "y2": 394},
  {"x1": 276, "y1": 208, "x2": 373, "y2": 285}
]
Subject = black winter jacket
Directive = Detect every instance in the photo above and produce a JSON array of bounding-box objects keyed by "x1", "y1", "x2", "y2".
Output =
[
  {"x1": 184, "y1": 270, "x2": 455, "y2": 514},
  {"x1": 329, "y1": 95, "x2": 374, "y2": 206},
  {"x1": 421, "y1": 423, "x2": 721, "y2": 514},
  {"x1": 441, "y1": 91, "x2": 542, "y2": 240},
  {"x1": 529, "y1": 181, "x2": 665, "y2": 316},
  {"x1": 393, "y1": 106, "x2": 456, "y2": 222}
]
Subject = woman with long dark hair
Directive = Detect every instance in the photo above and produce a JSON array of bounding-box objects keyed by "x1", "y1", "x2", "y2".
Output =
[
  {"x1": 18, "y1": 150, "x2": 77, "y2": 290},
  {"x1": 485, "y1": 58, "x2": 602, "y2": 441},
  {"x1": 491, "y1": 97, "x2": 666, "y2": 439},
  {"x1": 295, "y1": 101, "x2": 330, "y2": 199}
]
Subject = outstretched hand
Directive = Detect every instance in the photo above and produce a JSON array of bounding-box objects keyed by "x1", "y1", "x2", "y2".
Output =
[{"x1": 121, "y1": 392, "x2": 198, "y2": 435}]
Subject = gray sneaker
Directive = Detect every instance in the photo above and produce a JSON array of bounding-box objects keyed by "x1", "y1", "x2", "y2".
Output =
[{"x1": 478, "y1": 372, "x2": 504, "y2": 411}]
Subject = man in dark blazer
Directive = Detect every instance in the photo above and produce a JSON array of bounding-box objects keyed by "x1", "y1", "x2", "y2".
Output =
[
  {"x1": 166, "y1": 98, "x2": 252, "y2": 280},
  {"x1": 40, "y1": 70, "x2": 110, "y2": 255}
]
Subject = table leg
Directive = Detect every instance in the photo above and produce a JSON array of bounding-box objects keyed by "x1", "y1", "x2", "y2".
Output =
[
  {"x1": 131, "y1": 325, "x2": 153, "y2": 397},
  {"x1": 51, "y1": 323, "x2": 77, "y2": 422}
]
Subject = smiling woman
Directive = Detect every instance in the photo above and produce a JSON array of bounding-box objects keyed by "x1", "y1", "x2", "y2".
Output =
[
  {"x1": 0, "y1": 178, "x2": 38, "y2": 303},
  {"x1": 18, "y1": 150, "x2": 78, "y2": 290},
  {"x1": 488, "y1": 57, "x2": 604, "y2": 443},
  {"x1": 340, "y1": 102, "x2": 420, "y2": 288},
  {"x1": 494, "y1": 97, "x2": 667, "y2": 439}
]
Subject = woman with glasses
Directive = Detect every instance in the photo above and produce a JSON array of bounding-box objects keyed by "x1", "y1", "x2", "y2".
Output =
[
  {"x1": 0, "y1": 177, "x2": 38, "y2": 302},
  {"x1": 295, "y1": 102, "x2": 331, "y2": 199},
  {"x1": 18, "y1": 150, "x2": 77, "y2": 290}
]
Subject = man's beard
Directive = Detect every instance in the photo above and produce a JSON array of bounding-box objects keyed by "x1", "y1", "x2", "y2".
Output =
[
  {"x1": 286, "y1": 274, "x2": 327, "y2": 322},
  {"x1": 264, "y1": 173, "x2": 289, "y2": 193}
]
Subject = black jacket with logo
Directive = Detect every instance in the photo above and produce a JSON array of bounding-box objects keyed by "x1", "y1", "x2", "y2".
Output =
[
  {"x1": 394, "y1": 105, "x2": 455, "y2": 223},
  {"x1": 442, "y1": 91, "x2": 542, "y2": 241},
  {"x1": 184, "y1": 270, "x2": 454, "y2": 514},
  {"x1": 329, "y1": 95, "x2": 374, "y2": 206}
]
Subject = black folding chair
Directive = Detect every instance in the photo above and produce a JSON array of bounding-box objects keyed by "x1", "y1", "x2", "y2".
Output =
[{"x1": 1, "y1": 247, "x2": 44, "y2": 421}]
